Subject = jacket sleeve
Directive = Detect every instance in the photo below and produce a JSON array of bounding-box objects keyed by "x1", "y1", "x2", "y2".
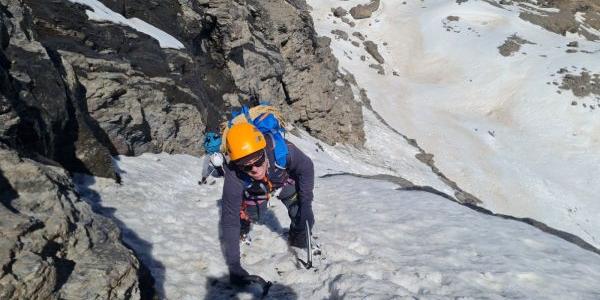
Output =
[
  {"x1": 286, "y1": 142, "x2": 315, "y2": 230},
  {"x1": 219, "y1": 163, "x2": 247, "y2": 276}
]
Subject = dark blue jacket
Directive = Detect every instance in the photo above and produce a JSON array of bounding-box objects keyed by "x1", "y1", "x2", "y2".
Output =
[{"x1": 220, "y1": 138, "x2": 314, "y2": 275}]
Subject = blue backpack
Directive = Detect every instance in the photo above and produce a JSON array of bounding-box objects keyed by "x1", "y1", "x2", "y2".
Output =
[
  {"x1": 203, "y1": 132, "x2": 222, "y2": 154},
  {"x1": 228, "y1": 104, "x2": 288, "y2": 168}
]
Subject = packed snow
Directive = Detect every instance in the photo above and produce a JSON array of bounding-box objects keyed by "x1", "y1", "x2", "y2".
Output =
[
  {"x1": 75, "y1": 129, "x2": 600, "y2": 299},
  {"x1": 306, "y1": 0, "x2": 600, "y2": 247},
  {"x1": 67, "y1": 0, "x2": 185, "y2": 49}
]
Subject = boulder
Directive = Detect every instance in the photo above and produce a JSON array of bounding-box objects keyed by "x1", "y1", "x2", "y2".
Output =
[
  {"x1": 350, "y1": 0, "x2": 380, "y2": 20},
  {"x1": 0, "y1": 146, "x2": 140, "y2": 299},
  {"x1": 332, "y1": 7, "x2": 348, "y2": 17},
  {"x1": 332, "y1": 29, "x2": 350, "y2": 41},
  {"x1": 364, "y1": 40, "x2": 385, "y2": 64}
]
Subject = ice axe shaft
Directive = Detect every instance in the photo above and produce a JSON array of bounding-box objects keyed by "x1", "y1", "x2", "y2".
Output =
[{"x1": 306, "y1": 220, "x2": 313, "y2": 269}]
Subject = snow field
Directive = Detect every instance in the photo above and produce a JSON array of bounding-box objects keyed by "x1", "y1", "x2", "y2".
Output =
[
  {"x1": 306, "y1": 0, "x2": 600, "y2": 247},
  {"x1": 77, "y1": 148, "x2": 600, "y2": 299}
]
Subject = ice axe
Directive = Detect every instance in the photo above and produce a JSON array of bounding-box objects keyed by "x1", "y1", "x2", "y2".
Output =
[{"x1": 297, "y1": 220, "x2": 314, "y2": 269}]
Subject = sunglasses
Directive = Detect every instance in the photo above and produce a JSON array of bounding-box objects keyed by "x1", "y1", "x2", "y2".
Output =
[{"x1": 239, "y1": 151, "x2": 266, "y2": 172}]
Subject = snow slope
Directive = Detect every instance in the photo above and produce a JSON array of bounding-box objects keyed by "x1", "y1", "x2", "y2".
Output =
[
  {"x1": 68, "y1": 0, "x2": 600, "y2": 298},
  {"x1": 67, "y1": 0, "x2": 185, "y2": 49},
  {"x1": 75, "y1": 134, "x2": 600, "y2": 299},
  {"x1": 306, "y1": 0, "x2": 600, "y2": 247}
]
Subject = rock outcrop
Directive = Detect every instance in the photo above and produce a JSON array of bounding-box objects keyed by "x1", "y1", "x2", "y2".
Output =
[
  {"x1": 350, "y1": 0, "x2": 381, "y2": 19},
  {"x1": 332, "y1": 7, "x2": 348, "y2": 18},
  {"x1": 23, "y1": 0, "x2": 364, "y2": 160},
  {"x1": 490, "y1": 0, "x2": 600, "y2": 41},
  {"x1": 203, "y1": 0, "x2": 364, "y2": 145},
  {"x1": 497, "y1": 34, "x2": 535, "y2": 56},
  {"x1": 0, "y1": 146, "x2": 140, "y2": 299},
  {"x1": 1, "y1": 1, "x2": 141, "y2": 297},
  {"x1": 364, "y1": 40, "x2": 385, "y2": 64},
  {"x1": 24, "y1": 0, "x2": 214, "y2": 157},
  {"x1": 1, "y1": 0, "x2": 117, "y2": 179}
]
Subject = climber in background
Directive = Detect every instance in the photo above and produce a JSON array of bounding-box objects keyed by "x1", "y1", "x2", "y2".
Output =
[{"x1": 199, "y1": 131, "x2": 225, "y2": 185}]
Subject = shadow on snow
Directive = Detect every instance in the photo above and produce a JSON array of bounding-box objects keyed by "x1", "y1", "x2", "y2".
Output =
[
  {"x1": 204, "y1": 274, "x2": 298, "y2": 300},
  {"x1": 74, "y1": 174, "x2": 162, "y2": 299}
]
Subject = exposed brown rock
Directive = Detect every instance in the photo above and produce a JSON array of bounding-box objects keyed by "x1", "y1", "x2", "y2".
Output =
[
  {"x1": 332, "y1": 29, "x2": 350, "y2": 40},
  {"x1": 494, "y1": 0, "x2": 600, "y2": 41},
  {"x1": 332, "y1": 7, "x2": 348, "y2": 17},
  {"x1": 498, "y1": 34, "x2": 535, "y2": 56},
  {"x1": 560, "y1": 71, "x2": 600, "y2": 97},
  {"x1": 350, "y1": 0, "x2": 380, "y2": 19},
  {"x1": 364, "y1": 40, "x2": 385, "y2": 63}
]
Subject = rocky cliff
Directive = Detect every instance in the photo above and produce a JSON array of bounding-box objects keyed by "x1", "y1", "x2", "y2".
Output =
[
  {"x1": 0, "y1": 0, "x2": 364, "y2": 297},
  {"x1": 0, "y1": 146, "x2": 141, "y2": 299}
]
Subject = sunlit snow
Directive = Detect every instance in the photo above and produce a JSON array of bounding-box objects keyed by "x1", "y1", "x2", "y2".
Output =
[
  {"x1": 75, "y1": 132, "x2": 600, "y2": 299},
  {"x1": 306, "y1": 0, "x2": 600, "y2": 247},
  {"x1": 67, "y1": 0, "x2": 185, "y2": 49}
]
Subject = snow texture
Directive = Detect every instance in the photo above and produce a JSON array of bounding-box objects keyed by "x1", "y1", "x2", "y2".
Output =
[
  {"x1": 307, "y1": 0, "x2": 600, "y2": 248},
  {"x1": 75, "y1": 141, "x2": 600, "y2": 299},
  {"x1": 67, "y1": 0, "x2": 185, "y2": 49}
]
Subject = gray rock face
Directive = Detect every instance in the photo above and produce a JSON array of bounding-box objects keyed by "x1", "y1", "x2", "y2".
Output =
[
  {"x1": 350, "y1": 5, "x2": 373, "y2": 19},
  {"x1": 0, "y1": 146, "x2": 140, "y2": 299},
  {"x1": 204, "y1": 0, "x2": 365, "y2": 145},
  {"x1": 20, "y1": 0, "x2": 364, "y2": 157},
  {"x1": 509, "y1": 0, "x2": 600, "y2": 41},
  {"x1": 1, "y1": 2, "x2": 142, "y2": 297},
  {"x1": 24, "y1": 0, "x2": 214, "y2": 157},
  {"x1": 1, "y1": 0, "x2": 116, "y2": 179}
]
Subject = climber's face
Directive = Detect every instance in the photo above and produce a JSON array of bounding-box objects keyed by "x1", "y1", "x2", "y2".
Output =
[{"x1": 239, "y1": 150, "x2": 267, "y2": 180}]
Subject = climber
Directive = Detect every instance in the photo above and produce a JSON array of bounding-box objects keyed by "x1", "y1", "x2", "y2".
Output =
[
  {"x1": 199, "y1": 132, "x2": 224, "y2": 185},
  {"x1": 219, "y1": 121, "x2": 315, "y2": 286}
]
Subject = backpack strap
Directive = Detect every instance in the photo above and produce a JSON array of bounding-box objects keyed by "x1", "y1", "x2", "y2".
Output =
[
  {"x1": 253, "y1": 113, "x2": 288, "y2": 168},
  {"x1": 242, "y1": 105, "x2": 252, "y2": 123},
  {"x1": 228, "y1": 105, "x2": 288, "y2": 168},
  {"x1": 228, "y1": 105, "x2": 252, "y2": 128}
]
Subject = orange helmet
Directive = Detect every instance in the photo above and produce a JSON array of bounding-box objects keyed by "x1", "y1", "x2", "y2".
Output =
[{"x1": 226, "y1": 122, "x2": 266, "y2": 161}]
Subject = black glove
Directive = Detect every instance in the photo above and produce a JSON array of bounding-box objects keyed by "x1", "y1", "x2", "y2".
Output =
[
  {"x1": 288, "y1": 229, "x2": 307, "y2": 248},
  {"x1": 230, "y1": 272, "x2": 252, "y2": 286}
]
